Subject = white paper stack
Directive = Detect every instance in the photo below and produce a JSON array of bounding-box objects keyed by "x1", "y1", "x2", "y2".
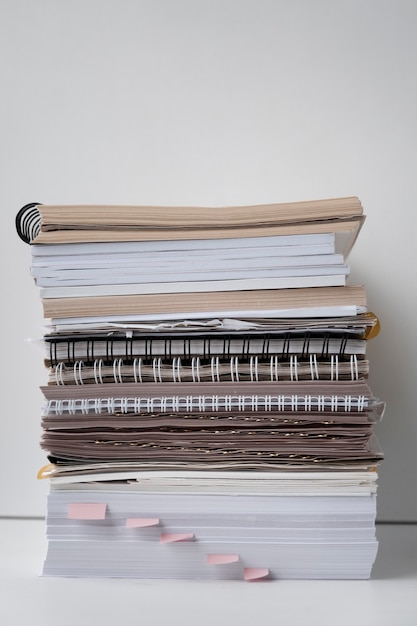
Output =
[{"x1": 43, "y1": 471, "x2": 379, "y2": 580}]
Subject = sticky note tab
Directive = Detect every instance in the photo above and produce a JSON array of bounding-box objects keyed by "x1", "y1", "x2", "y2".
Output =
[
  {"x1": 126, "y1": 517, "x2": 160, "y2": 528},
  {"x1": 207, "y1": 554, "x2": 240, "y2": 565},
  {"x1": 244, "y1": 567, "x2": 270, "y2": 581},
  {"x1": 160, "y1": 533, "x2": 194, "y2": 544},
  {"x1": 67, "y1": 503, "x2": 107, "y2": 520}
]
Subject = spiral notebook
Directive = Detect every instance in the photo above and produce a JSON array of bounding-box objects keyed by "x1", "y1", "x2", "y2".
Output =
[
  {"x1": 39, "y1": 379, "x2": 385, "y2": 468},
  {"x1": 42, "y1": 316, "x2": 378, "y2": 401},
  {"x1": 15, "y1": 197, "x2": 365, "y2": 252},
  {"x1": 48, "y1": 355, "x2": 370, "y2": 385}
]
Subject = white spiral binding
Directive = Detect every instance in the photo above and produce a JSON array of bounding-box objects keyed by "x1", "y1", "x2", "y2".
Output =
[
  {"x1": 250, "y1": 356, "x2": 259, "y2": 381},
  {"x1": 93, "y1": 359, "x2": 103, "y2": 384},
  {"x1": 191, "y1": 357, "x2": 200, "y2": 382},
  {"x1": 152, "y1": 358, "x2": 162, "y2": 383},
  {"x1": 309, "y1": 354, "x2": 319, "y2": 380},
  {"x1": 133, "y1": 358, "x2": 142, "y2": 383},
  {"x1": 74, "y1": 361, "x2": 83, "y2": 385},
  {"x1": 330, "y1": 393, "x2": 339, "y2": 411},
  {"x1": 350, "y1": 355, "x2": 358, "y2": 380},
  {"x1": 45, "y1": 393, "x2": 369, "y2": 416},
  {"x1": 173, "y1": 357, "x2": 182, "y2": 383},
  {"x1": 345, "y1": 395, "x2": 352, "y2": 412},
  {"x1": 113, "y1": 358, "x2": 123, "y2": 384},
  {"x1": 330, "y1": 356, "x2": 339, "y2": 381},
  {"x1": 55, "y1": 362, "x2": 65, "y2": 385},
  {"x1": 270, "y1": 356, "x2": 278, "y2": 381},
  {"x1": 304, "y1": 395, "x2": 312, "y2": 412},
  {"x1": 290, "y1": 356, "x2": 298, "y2": 381},
  {"x1": 51, "y1": 352, "x2": 366, "y2": 385},
  {"x1": 230, "y1": 356, "x2": 239, "y2": 382},
  {"x1": 211, "y1": 357, "x2": 220, "y2": 382}
]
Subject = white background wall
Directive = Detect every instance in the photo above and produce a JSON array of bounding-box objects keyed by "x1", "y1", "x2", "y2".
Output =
[{"x1": 1, "y1": 0, "x2": 416, "y2": 521}]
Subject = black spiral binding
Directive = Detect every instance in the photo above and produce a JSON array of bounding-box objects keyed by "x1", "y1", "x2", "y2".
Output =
[
  {"x1": 45, "y1": 331, "x2": 353, "y2": 367},
  {"x1": 301, "y1": 333, "x2": 310, "y2": 359},
  {"x1": 15, "y1": 203, "x2": 42, "y2": 244}
]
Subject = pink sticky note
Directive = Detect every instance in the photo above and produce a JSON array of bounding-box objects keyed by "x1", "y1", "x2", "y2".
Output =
[
  {"x1": 67, "y1": 503, "x2": 107, "y2": 520},
  {"x1": 207, "y1": 554, "x2": 240, "y2": 565},
  {"x1": 126, "y1": 517, "x2": 160, "y2": 528},
  {"x1": 160, "y1": 533, "x2": 194, "y2": 544},
  {"x1": 244, "y1": 567, "x2": 270, "y2": 581}
]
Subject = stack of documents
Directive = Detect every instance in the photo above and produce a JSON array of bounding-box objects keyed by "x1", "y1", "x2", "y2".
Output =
[{"x1": 16, "y1": 197, "x2": 384, "y2": 580}]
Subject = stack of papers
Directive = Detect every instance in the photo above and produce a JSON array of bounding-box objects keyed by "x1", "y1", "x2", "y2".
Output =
[{"x1": 16, "y1": 197, "x2": 384, "y2": 580}]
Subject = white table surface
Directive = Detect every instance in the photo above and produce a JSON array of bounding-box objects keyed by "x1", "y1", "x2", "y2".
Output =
[{"x1": 1, "y1": 519, "x2": 416, "y2": 626}]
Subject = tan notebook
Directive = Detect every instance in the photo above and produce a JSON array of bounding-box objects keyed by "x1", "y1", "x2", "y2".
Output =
[
  {"x1": 16, "y1": 197, "x2": 365, "y2": 255},
  {"x1": 41, "y1": 284, "x2": 367, "y2": 319}
]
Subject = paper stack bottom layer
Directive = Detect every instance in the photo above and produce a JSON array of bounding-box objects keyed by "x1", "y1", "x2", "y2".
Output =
[{"x1": 42, "y1": 474, "x2": 378, "y2": 580}]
